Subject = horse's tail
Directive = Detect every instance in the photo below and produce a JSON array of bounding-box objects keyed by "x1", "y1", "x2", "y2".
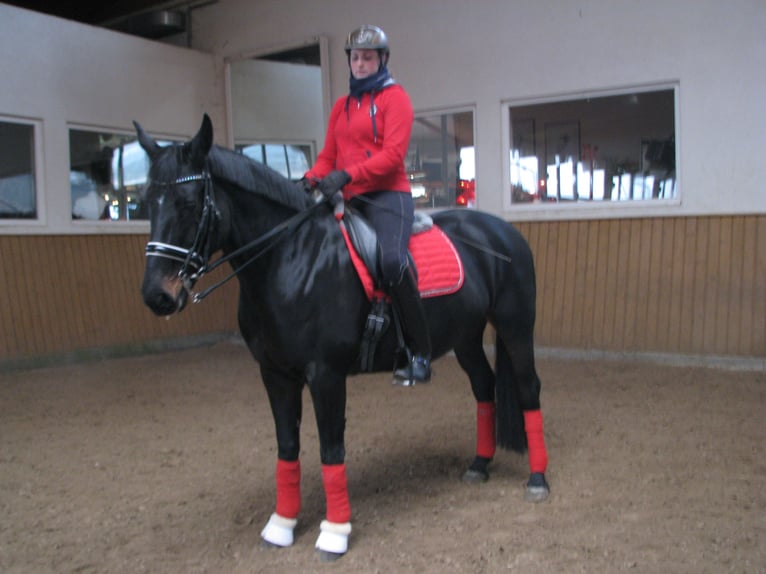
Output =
[{"x1": 494, "y1": 333, "x2": 527, "y2": 453}]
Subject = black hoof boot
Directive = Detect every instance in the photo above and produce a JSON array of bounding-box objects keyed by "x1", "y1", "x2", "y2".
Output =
[
  {"x1": 524, "y1": 472, "x2": 550, "y2": 502},
  {"x1": 462, "y1": 456, "x2": 491, "y2": 483},
  {"x1": 393, "y1": 355, "x2": 431, "y2": 386}
]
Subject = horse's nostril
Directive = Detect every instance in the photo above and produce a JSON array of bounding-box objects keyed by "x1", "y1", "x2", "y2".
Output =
[{"x1": 143, "y1": 290, "x2": 178, "y2": 316}]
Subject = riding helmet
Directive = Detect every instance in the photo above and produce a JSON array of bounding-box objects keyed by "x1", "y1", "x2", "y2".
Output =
[{"x1": 345, "y1": 25, "x2": 390, "y2": 64}]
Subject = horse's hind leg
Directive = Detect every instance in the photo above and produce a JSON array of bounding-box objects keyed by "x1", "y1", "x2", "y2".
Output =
[
  {"x1": 454, "y1": 335, "x2": 498, "y2": 483},
  {"x1": 497, "y1": 330, "x2": 550, "y2": 502}
]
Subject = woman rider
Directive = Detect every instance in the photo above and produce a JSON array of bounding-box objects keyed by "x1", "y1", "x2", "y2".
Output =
[{"x1": 304, "y1": 25, "x2": 431, "y2": 385}]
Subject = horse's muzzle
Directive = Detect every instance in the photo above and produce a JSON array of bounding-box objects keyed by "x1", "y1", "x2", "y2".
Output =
[{"x1": 141, "y1": 273, "x2": 189, "y2": 316}]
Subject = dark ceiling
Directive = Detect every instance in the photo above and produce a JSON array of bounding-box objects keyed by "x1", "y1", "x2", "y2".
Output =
[
  {"x1": 3, "y1": 1, "x2": 172, "y2": 25},
  {"x1": 2, "y1": 1, "x2": 209, "y2": 38}
]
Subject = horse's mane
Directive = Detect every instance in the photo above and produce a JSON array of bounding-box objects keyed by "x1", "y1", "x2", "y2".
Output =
[{"x1": 206, "y1": 146, "x2": 313, "y2": 212}]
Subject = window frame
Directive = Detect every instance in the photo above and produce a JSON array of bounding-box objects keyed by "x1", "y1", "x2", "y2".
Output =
[
  {"x1": 409, "y1": 105, "x2": 477, "y2": 211},
  {"x1": 501, "y1": 82, "x2": 680, "y2": 217},
  {"x1": 67, "y1": 122, "x2": 185, "y2": 233},
  {"x1": 0, "y1": 114, "x2": 45, "y2": 229},
  {"x1": 234, "y1": 139, "x2": 316, "y2": 181}
]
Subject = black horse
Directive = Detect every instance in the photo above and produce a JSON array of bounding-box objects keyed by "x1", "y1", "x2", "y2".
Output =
[{"x1": 136, "y1": 115, "x2": 549, "y2": 559}]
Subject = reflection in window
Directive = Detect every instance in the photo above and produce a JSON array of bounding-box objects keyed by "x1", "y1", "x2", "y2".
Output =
[
  {"x1": 407, "y1": 109, "x2": 475, "y2": 209},
  {"x1": 0, "y1": 120, "x2": 37, "y2": 219},
  {"x1": 509, "y1": 88, "x2": 676, "y2": 204},
  {"x1": 69, "y1": 129, "x2": 174, "y2": 221},
  {"x1": 236, "y1": 143, "x2": 312, "y2": 181}
]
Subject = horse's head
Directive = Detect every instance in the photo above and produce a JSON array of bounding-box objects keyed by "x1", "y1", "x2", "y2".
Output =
[{"x1": 135, "y1": 114, "x2": 218, "y2": 316}]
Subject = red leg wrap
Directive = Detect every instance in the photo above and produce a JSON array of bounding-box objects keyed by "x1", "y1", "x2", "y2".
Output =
[
  {"x1": 476, "y1": 401, "x2": 496, "y2": 459},
  {"x1": 321, "y1": 464, "x2": 351, "y2": 524},
  {"x1": 523, "y1": 409, "x2": 548, "y2": 474},
  {"x1": 275, "y1": 459, "x2": 301, "y2": 518}
]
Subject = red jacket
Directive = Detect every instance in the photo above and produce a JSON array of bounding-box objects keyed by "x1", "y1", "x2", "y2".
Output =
[{"x1": 306, "y1": 83, "x2": 413, "y2": 199}]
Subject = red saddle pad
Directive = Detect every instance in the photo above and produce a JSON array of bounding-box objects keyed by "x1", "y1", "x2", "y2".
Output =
[{"x1": 341, "y1": 224, "x2": 464, "y2": 300}]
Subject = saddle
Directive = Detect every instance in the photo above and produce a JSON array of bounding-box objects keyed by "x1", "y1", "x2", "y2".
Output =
[{"x1": 336, "y1": 204, "x2": 464, "y2": 371}]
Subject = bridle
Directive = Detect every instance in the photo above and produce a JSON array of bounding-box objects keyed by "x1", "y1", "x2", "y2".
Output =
[
  {"x1": 145, "y1": 171, "x2": 218, "y2": 296},
  {"x1": 145, "y1": 169, "x2": 324, "y2": 303}
]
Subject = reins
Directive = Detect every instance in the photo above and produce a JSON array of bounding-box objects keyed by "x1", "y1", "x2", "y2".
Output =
[
  {"x1": 191, "y1": 201, "x2": 322, "y2": 302},
  {"x1": 145, "y1": 170, "x2": 324, "y2": 303}
]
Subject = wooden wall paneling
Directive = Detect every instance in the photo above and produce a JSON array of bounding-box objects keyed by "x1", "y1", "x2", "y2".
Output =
[
  {"x1": 64, "y1": 237, "x2": 88, "y2": 347},
  {"x1": 558, "y1": 221, "x2": 576, "y2": 346},
  {"x1": 26, "y1": 238, "x2": 48, "y2": 356},
  {"x1": 551, "y1": 221, "x2": 570, "y2": 346},
  {"x1": 539, "y1": 221, "x2": 559, "y2": 346},
  {"x1": 644, "y1": 218, "x2": 673, "y2": 351},
  {"x1": 619, "y1": 219, "x2": 640, "y2": 350},
  {"x1": 592, "y1": 220, "x2": 617, "y2": 349},
  {"x1": 625, "y1": 219, "x2": 642, "y2": 350},
  {"x1": 655, "y1": 217, "x2": 676, "y2": 351},
  {"x1": 739, "y1": 218, "x2": 754, "y2": 355},
  {"x1": 688, "y1": 217, "x2": 707, "y2": 353},
  {"x1": 580, "y1": 219, "x2": 600, "y2": 348},
  {"x1": 751, "y1": 216, "x2": 766, "y2": 356},
  {"x1": 0, "y1": 237, "x2": 22, "y2": 357},
  {"x1": 726, "y1": 217, "x2": 745, "y2": 355},
  {"x1": 666, "y1": 218, "x2": 684, "y2": 353},
  {"x1": 701, "y1": 218, "x2": 721, "y2": 353},
  {"x1": 679, "y1": 217, "x2": 699, "y2": 356},
  {"x1": 715, "y1": 217, "x2": 735, "y2": 354},
  {"x1": 601, "y1": 219, "x2": 621, "y2": 349}
]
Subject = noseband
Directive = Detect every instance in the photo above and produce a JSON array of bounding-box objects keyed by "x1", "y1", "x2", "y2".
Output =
[{"x1": 145, "y1": 171, "x2": 218, "y2": 293}]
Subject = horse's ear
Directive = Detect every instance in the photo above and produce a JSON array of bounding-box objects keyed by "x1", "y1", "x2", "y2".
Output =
[
  {"x1": 189, "y1": 114, "x2": 214, "y2": 162},
  {"x1": 133, "y1": 120, "x2": 161, "y2": 160}
]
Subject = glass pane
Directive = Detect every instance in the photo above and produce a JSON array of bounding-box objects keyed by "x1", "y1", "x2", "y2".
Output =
[
  {"x1": 407, "y1": 110, "x2": 475, "y2": 209},
  {"x1": 285, "y1": 145, "x2": 311, "y2": 179},
  {"x1": 509, "y1": 88, "x2": 676, "y2": 204},
  {"x1": 236, "y1": 142, "x2": 313, "y2": 181},
  {"x1": 264, "y1": 144, "x2": 289, "y2": 179},
  {"x1": 69, "y1": 129, "x2": 176, "y2": 221},
  {"x1": 0, "y1": 121, "x2": 36, "y2": 219}
]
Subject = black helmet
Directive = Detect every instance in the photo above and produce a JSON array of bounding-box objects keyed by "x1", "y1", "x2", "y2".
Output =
[{"x1": 345, "y1": 25, "x2": 390, "y2": 59}]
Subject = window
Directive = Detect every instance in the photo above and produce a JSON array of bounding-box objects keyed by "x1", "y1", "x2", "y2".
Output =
[
  {"x1": 236, "y1": 142, "x2": 313, "y2": 181},
  {"x1": 69, "y1": 128, "x2": 175, "y2": 221},
  {"x1": 0, "y1": 119, "x2": 37, "y2": 219},
  {"x1": 507, "y1": 87, "x2": 676, "y2": 205},
  {"x1": 407, "y1": 109, "x2": 475, "y2": 209}
]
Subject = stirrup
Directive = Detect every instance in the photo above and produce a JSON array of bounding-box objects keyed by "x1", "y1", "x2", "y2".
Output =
[{"x1": 392, "y1": 355, "x2": 431, "y2": 386}]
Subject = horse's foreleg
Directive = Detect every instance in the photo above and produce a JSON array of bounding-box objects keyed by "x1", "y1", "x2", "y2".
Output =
[
  {"x1": 260, "y1": 364, "x2": 304, "y2": 548},
  {"x1": 307, "y1": 369, "x2": 351, "y2": 560}
]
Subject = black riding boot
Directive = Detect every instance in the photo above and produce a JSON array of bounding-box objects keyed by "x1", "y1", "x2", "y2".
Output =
[{"x1": 389, "y1": 270, "x2": 432, "y2": 385}]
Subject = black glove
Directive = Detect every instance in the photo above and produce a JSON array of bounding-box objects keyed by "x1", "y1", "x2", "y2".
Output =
[
  {"x1": 316, "y1": 170, "x2": 351, "y2": 200},
  {"x1": 298, "y1": 176, "x2": 318, "y2": 194}
]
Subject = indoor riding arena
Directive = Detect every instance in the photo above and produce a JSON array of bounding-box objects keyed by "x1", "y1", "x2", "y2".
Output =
[{"x1": 1, "y1": 1, "x2": 764, "y2": 573}]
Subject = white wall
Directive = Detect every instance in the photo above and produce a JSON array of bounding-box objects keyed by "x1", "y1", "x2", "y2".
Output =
[
  {"x1": 192, "y1": 0, "x2": 766, "y2": 219},
  {"x1": 0, "y1": 5, "x2": 222, "y2": 235},
  {"x1": 230, "y1": 59, "x2": 324, "y2": 145}
]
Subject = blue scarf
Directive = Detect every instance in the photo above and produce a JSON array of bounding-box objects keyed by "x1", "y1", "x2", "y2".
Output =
[
  {"x1": 348, "y1": 66, "x2": 394, "y2": 101},
  {"x1": 345, "y1": 66, "x2": 396, "y2": 143}
]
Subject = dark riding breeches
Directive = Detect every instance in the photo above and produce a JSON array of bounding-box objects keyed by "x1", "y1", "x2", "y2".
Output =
[{"x1": 348, "y1": 190, "x2": 414, "y2": 284}]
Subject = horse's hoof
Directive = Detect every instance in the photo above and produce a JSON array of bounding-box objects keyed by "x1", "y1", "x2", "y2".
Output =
[
  {"x1": 318, "y1": 549, "x2": 344, "y2": 562},
  {"x1": 315, "y1": 519, "x2": 351, "y2": 558},
  {"x1": 462, "y1": 468, "x2": 489, "y2": 483},
  {"x1": 524, "y1": 472, "x2": 550, "y2": 502},
  {"x1": 463, "y1": 456, "x2": 491, "y2": 483},
  {"x1": 260, "y1": 539, "x2": 282, "y2": 550},
  {"x1": 260, "y1": 513, "x2": 297, "y2": 547}
]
